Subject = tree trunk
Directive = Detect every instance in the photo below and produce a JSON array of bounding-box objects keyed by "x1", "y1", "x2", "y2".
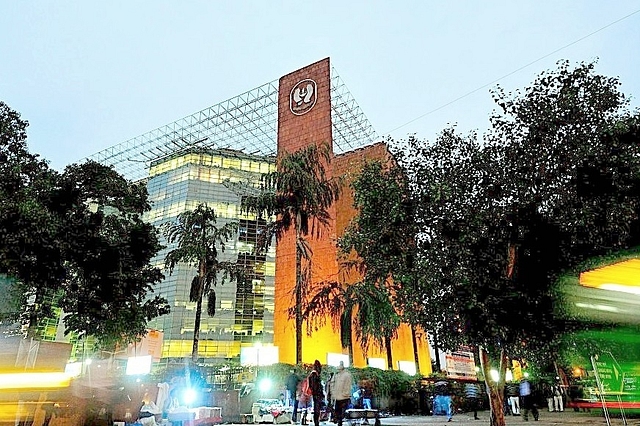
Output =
[
  {"x1": 433, "y1": 332, "x2": 441, "y2": 372},
  {"x1": 411, "y1": 326, "x2": 420, "y2": 374},
  {"x1": 385, "y1": 336, "x2": 393, "y2": 370},
  {"x1": 480, "y1": 346, "x2": 508, "y2": 426},
  {"x1": 191, "y1": 261, "x2": 206, "y2": 364},
  {"x1": 295, "y1": 233, "x2": 303, "y2": 365}
]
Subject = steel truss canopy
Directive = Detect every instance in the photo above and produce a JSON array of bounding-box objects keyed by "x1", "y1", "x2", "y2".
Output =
[{"x1": 86, "y1": 67, "x2": 379, "y2": 182}]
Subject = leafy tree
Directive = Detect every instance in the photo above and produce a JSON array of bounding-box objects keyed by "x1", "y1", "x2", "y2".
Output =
[
  {"x1": 240, "y1": 142, "x2": 341, "y2": 364},
  {"x1": 1, "y1": 102, "x2": 170, "y2": 349},
  {"x1": 56, "y1": 161, "x2": 170, "y2": 349},
  {"x1": 393, "y1": 60, "x2": 640, "y2": 426},
  {"x1": 164, "y1": 203, "x2": 242, "y2": 363},
  {"x1": 0, "y1": 101, "x2": 63, "y2": 325}
]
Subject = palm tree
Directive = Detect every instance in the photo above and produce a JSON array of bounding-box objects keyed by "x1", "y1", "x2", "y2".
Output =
[
  {"x1": 164, "y1": 203, "x2": 242, "y2": 363},
  {"x1": 240, "y1": 142, "x2": 341, "y2": 364},
  {"x1": 303, "y1": 278, "x2": 401, "y2": 367}
]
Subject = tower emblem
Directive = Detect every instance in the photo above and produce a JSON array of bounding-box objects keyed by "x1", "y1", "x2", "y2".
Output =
[{"x1": 290, "y1": 79, "x2": 317, "y2": 115}]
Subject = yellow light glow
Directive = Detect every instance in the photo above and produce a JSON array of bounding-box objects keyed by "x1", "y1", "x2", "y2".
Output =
[
  {"x1": 580, "y1": 259, "x2": 640, "y2": 291},
  {"x1": 0, "y1": 372, "x2": 71, "y2": 389}
]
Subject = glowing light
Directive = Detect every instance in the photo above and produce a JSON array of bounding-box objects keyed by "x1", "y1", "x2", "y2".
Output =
[
  {"x1": 65, "y1": 362, "x2": 82, "y2": 377},
  {"x1": 0, "y1": 372, "x2": 71, "y2": 389},
  {"x1": 524, "y1": 372, "x2": 530, "y2": 378},
  {"x1": 367, "y1": 358, "x2": 386, "y2": 370},
  {"x1": 259, "y1": 378, "x2": 272, "y2": 392},
  {"x1": 575, "y1": 302, "x2": 619, "y2": 312},
  {"x1": 397, "y1": 361, "x2": 416, "y2": 375},
  {"x1": 506, "y1": 369, "x2": 513, "y2": 382},
  {"x1": 183, "y1": 388, "x2": 197, "y2": 405},
  {"x1": 126, "y1": 355, "x2": 152, "y2": 375},
  {"x1": 580, "y1": 259, "x2": 640, "y2": 290},
  {"x1": 327, "y1": 353, "x2": 350, "y2": 368},
  {"x1": 490, "y1": 369, "x2": 499, "y2": 382}
]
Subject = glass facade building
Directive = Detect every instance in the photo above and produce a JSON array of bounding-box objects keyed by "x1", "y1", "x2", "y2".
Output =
[{"x1": 145, "y1": 149, "x2": 276, "y2": 362}]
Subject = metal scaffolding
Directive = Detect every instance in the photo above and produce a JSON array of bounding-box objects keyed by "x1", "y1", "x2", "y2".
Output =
[{"x1": 86, "y1": 67, "x2": 379, "y2": 182}]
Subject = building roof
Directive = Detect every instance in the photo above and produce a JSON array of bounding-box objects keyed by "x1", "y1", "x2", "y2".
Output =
[{"x1": 86, "y1": 67, "x2": 379, "y2": 181}]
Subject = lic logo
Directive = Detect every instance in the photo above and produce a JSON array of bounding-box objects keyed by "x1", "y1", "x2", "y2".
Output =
[{"x1": 290, "y1": 79, "x2": 317, "y2": 115}]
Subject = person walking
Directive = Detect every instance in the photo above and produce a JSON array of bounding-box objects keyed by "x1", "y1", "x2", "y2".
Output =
[
  {"x1": 464, "y1": 382, "x2": 481, "y2": 420},
  {"x1": 308, "y1": 360, "x2": 325, "y2": 426},
  {"x1": 362, "y1": 384, "x2": 373, "y2": 410},
  {"x1": 286, "y1": 369, "x2": 300, "y2": 410},
  {"x1": 520, "y1": 378, "x2": 539, "y2": 422},
  {"x1": 332, "y1": 361, "x2": 353, "y2": 426},
  {"x1": 545, "y1": 383, "x2": 555, "y2": 412},
  {"x1": 325, "y1": 372, "x2": 335, "y2": 421},
  {"x1": 505, "y1": 381, "x2": 520, "y2": 416},
  {"x1": 553, "y1": 383, "x2": 565, "y2": 412}
]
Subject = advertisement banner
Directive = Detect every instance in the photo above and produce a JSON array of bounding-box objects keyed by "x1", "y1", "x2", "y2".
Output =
[{"x1": 445, "y1": 351, "x2": 477, "y2": 380}]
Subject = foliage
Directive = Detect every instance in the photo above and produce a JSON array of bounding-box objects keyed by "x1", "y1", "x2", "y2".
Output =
[
  {"x1": 0, "y1": 101, "x2": 63, "y2": 322},
  {"x1": 304, "y1": 159, "x2": 412, "y2": 365},
  {"x1": 0, "y1": 102, "x2": 169, "y2": 349},
  {"x1": 390, "y1": 60, "x2": 640, "y2": 426},
  {"x1": 240, "y1": 142, "x2": 341, "y2": 364},
  {"x1": 395, "y1": 59, "x2": 640, "y2": 362},
  {"x1": 56, "y1": 161, "x2": 170, "y2": 348},
  {"x1": 163, "y1": 203, "x2": 243, "y2": 362}
]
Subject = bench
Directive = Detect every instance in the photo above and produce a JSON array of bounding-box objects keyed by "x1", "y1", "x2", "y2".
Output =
[{"x1": 344, "y1": 409, "x2": 380, "y2": 426}]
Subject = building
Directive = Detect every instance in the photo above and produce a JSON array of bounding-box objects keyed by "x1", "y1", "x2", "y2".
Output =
[{"x1": 86, "y1": 58, "x2": 432, "y2": 374}]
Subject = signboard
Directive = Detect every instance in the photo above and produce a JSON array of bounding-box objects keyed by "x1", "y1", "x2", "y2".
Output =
[
  {"x1": 592, "y1": 354, "x2": 625, "y2": 395},
  {"x1": 124, "y1": 329, "x2": 164, "y2": 362},
  {"x1": 445, "y1": 351, "x2": 477, "y2": 380}
]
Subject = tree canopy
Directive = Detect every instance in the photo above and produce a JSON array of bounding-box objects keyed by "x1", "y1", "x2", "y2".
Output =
[
  {"x1": 0, "y1": 102, "x2": 169, "y2": 348},
  {"x1": 393, "y1": 60, "x2": 640, "y2": 363},
  {"x1": 339, "y1": 61, "x2": 640, "y2": 426}
]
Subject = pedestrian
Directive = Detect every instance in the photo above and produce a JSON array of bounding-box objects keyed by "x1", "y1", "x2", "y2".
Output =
[
  {"x1": 553, "y1": 382, "x2": 565, "y2": 412},
  {"x1": 362, "y1": 383, "x2": 373, "y2": 410},
  {"x1": 308, "y1": 360, "x2": 325, "y2": 426},
  {"x1": 464, "y1": 382, "x2": 481, "y2": 420},
  {"x1": 333, "y1": 361, "x2": 353, "y2": 426},
  {"x1": 434, "y1": 380, "x2": 453, "y2": 422},
  {"x1": 326, "y1": 372, "x2": 335, "y2": 421},
  {"x1": 297, "y1": 380, "x2": 311, "y2": 425},
  {"x1": 545, "y1": 383, "x2": 555, "y2": 412},
  {"x1": 286, "y1": 369, "x2": 300, "y2": 409},
  {"x1": 505, "y1": 381, "x2": 520, "y2": 415},
  {"x1": 519, "y1": 378, "x2": 539, "y2": 422}
]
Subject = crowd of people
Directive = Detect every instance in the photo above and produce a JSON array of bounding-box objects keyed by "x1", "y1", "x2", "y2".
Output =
[
  {"x1": 284, "y1": 360, "x2": 375, "y2": 426},
  {"x1": 426, "y1": 377, "x2": 571, "y2": 423},
  {"x1": 276, "y1": 369, "x2": 571, "y2": 424}
]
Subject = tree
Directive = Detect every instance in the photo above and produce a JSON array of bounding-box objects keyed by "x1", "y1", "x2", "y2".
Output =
[
  {"x1": 56, "y1": 161, "x2": 170, "y2": 349},
  {"x1": 393, "y1": 60, "x2": 640, "y2": 426},
  {"x1": 164, "y1": 203, "x2": 243, "y2": 363},
  {"x1": 1, "y1": 102, "x2": 170, "y2": 349},
  {"x1": 0, "y1": 101, "x2": 63, "y2": 326},
  {"x1": 240, "y1": 142, "x2": 341, "y2": 364},
  {"x1": 305, "y1": 160, "x2": 411, "y2": 368}
]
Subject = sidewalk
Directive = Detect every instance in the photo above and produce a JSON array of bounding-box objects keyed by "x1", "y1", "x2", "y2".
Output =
[{"x1": 377, "y1": 410, "x2": 640, "y2": 426}]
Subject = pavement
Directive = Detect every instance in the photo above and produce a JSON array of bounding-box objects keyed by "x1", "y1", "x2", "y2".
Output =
[{"x1": 375, "y1": 410, "x2": 640, "y2": 426}]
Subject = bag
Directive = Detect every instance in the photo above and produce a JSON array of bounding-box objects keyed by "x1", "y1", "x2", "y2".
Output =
[{"x1": 301, "y1": 375, "x2": 313, "y2": 397}]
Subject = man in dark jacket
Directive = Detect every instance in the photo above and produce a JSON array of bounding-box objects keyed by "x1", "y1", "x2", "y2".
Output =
[
  {"x1": 309, "y1": 360, "x2": 325, "y2": 426},
  {"x1": 286, "y1": 369, "x2": 300, "y2": 421}
]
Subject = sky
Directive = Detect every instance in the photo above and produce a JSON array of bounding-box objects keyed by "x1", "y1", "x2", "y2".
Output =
[{"x1": 1, "y1": 1, "x2": 640, "y2": 172}]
